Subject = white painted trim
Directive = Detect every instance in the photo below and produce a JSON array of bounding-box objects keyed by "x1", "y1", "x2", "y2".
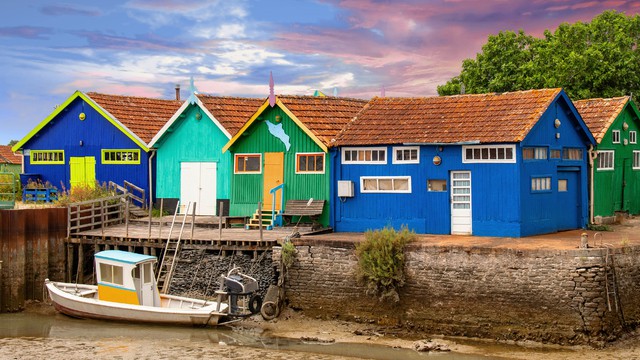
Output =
[
  {"x1": 392, "y1": 146, "x2": 420, "y2": 164},
  {"x1": 597, "y1": 150, "x2": 615, "y2": 171},
  {"x1": 633, "y1": 150, "x2": 640, "y2": 170},
  {"x1": 612, "y1": 130, "x2": 621, "y2": 144},
  {"x1": 342, "y1": 147, "x2": 387, "y2": 165},
  {"x1": 462, "y1": 144, "x2": 516, "y2": 163},
  {"x1": 630, "y1": 131, "x2": 637, "y2": 144},
  {"x1": 359, "y1": 176, "x2": 412, "y2": 193}
]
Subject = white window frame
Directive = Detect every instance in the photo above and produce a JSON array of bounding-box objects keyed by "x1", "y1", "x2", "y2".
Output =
[
  {"x1": 531, "y1": 176, "x2": 551, "y2": 192},
  {"x1": 462, "y1": 145, "x2": 516, "y2": 163},
  {"x1": 360, "y1": 176, "x2": 412, "y2": 193},
  {"x1": 295, "y1": 152, "x2": 325, "y2": 174},
  {"x1": 612, "y1": 130, "x2": 621, "y2": 144},
  {"x1": 633, "y1": 151, "x2": 640, "y2": 170},
  {"x1": 597, "y1": 150, "x2": 614, "y2": 171},
  {"x1": 630, "y1": 131, "x2": 637, "y2": 144},
  {"x1": 234, "y1": 153, "x2": 262, "y2": 174},
  {"x1": 342, "y1": 147, "x2": 387, "y2": 164},
  {"x1": 392, "y1": 146, "x2": 420, "y2": 164}
]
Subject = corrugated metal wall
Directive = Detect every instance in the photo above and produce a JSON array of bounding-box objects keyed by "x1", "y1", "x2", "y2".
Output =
[{"x1": 229, "y1": 107, "x2": 330, "y2": 225}]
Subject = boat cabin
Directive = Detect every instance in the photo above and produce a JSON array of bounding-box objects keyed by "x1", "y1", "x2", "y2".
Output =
[{"x1": 95, "y1": 250, "x2": 160, "y2": 307}]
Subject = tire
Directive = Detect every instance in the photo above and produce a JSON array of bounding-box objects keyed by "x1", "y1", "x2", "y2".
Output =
[
  {"x1": 260, "y1": 301, "x2": 279, "y2": 320},
  {"x1": 248, "y1": 294, "x2": 263, "y2": 315}
]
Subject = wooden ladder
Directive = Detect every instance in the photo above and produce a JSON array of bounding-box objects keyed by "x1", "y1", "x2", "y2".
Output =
[
  {"x1": 157, "y1": 201, "x2": 192, "y2": 294},
  {"x1": 604, "y1": 246, "x2": 625, "y2": 327}
]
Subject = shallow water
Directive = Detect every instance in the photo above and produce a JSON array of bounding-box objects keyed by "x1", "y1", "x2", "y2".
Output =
[{"x1": 0, "y1": 312, "x2": 495, "y2": 359}]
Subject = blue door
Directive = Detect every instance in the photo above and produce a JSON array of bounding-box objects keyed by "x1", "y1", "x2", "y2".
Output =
[{"x1": 557, "y1": 170, "x2": 581, "y2": 231}]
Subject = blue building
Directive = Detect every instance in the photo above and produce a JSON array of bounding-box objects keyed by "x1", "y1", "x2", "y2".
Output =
[
  {"x1": 330, "y1": 89, "x2": 596, "y2": 237},
  {"x1": 12, "y1": 91, "x2": 182, "y2": 203}
]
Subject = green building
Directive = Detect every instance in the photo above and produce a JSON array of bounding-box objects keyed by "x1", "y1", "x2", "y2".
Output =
[
  {"x1": 149, "y1": 94, "x2": 263, "y2": 215},
  {"x1": 575, "y1": 96, "x2": 640, "y2": 222},
  {"x1": 222, "y1": 95, "x2": 367, "y2": 228},
  {"x1": 0, "y1": 145, "x2": 21, "y2": 174}
]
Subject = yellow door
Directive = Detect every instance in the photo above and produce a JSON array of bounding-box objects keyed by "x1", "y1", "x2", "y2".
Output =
[
  {"x1": 263, "y1": 152, "x2": 284, "y2": 210},
  {"x1": 70, "y1": 156, "x2": 96, "y2": 189}
]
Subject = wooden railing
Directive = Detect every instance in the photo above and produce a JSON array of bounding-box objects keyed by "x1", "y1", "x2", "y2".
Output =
[
  {"x1": 67, "y1": 195, "x2": 127, "y2": 237},
  {"x1": 124, "y1": 180, "x2": 146, "y2": 209},
  {"x1": 108, "y1": 180, "x2": 147, "y2": 209}
]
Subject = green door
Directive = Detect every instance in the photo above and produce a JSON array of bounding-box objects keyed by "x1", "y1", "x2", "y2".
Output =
[{"x1": 70, "y1": 156, "x2": 96, "y2": 188}]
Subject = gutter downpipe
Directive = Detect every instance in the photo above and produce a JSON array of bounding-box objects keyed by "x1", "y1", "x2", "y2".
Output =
[
  {"x1": 148, "y1": 149, "x2": 156, "y2": 238},
  {"x1": 588, "y1": 145, "x2": 597, "y2": 225}
]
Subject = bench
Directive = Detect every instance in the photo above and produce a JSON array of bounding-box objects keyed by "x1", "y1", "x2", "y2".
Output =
[{"x1": 281, "y1": 199, "x2": 325, "y2": 229}]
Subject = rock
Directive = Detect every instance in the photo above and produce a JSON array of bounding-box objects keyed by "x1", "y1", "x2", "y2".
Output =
[{"x1": 412, "y1": 339, "x2": 451, "y2": 352}]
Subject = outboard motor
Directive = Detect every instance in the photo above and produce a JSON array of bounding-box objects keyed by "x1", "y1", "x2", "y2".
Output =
[{"x1": 218, "y1": 267, "x2": 261, "y2": 317}]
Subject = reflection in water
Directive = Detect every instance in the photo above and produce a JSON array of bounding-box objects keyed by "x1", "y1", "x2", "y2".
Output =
[{"x1": 0, "y1": 312, "x2": 493, "y2": 360}]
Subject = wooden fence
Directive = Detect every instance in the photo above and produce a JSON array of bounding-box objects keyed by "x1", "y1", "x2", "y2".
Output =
[{"x1": 0, "y1": 208, "x2": 67, "y2": 312}]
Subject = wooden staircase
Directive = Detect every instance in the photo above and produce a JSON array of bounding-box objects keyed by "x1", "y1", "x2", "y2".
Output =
[{"x1": 245, "y1": 208, "x2": 280, "y2": 230}]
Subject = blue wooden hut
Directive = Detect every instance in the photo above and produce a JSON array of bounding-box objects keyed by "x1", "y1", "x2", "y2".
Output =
[
  {"x1": 330, "y1": 88, "x2": 596, "y2": 237},
  {"x1": 149, "y1": 93, "x2": 263, "y2": 215},
  {"x1": 11, "y1": 91, "x2": 182, "y2": 203}
]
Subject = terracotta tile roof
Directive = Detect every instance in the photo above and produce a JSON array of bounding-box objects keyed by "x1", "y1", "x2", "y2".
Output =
[
  {"x1": 87, "y1": 92, "x2": 183, "y2": 143},
  {"x1": 0, "y1": 145, "x2": 21, "y2": 165},
  {"x1": 333, "y1": 88, "x2": 563, "y2": 146},
  {"x1": 197, "y1": 95, "x2": 264, "y2": 136},
  {"x1": 278, "y1": 96, "x2": 369, "y2": 146},
  {"x1": 573, "y1": 96, "x2": 629, "y2": 144}
]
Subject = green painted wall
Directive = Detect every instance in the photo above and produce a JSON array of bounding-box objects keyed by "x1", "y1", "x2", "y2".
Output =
[
  {"x1": 228, "y1": 106, "x2": 330, "y2": 226},
  {"x1": 593, "y1": 103, "x2": 640, "y2": 217},
  {"x1": 155, "y1": 105, "x2": 232, "y2": 200},
  {"x1": 0, "y1": 163, "x2": 20, "y2": 175}
]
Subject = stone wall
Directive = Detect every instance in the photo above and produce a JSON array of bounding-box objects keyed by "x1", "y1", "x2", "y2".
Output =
[{"x1": 278, "y1": 240, "x2": 640, "y2": 345}]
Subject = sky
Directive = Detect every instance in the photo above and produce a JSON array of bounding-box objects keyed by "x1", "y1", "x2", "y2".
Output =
[{"x1": 2, "y1": 0, "x2": 640, "y2": 145}]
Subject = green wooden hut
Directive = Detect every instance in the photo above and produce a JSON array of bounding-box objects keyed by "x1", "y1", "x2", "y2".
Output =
[
  {"x1": 222, "y1": 95, "x2": 367, "y2": 228},
  {"x1": 575, "y1": 96, "x2": 640, "y2": 222},
  {"x1": 149, "y1": 94, "x2": 263, "y2": 215},
  {"x1": 0, "y1": 145, "x2": 21, "y2": 174}
]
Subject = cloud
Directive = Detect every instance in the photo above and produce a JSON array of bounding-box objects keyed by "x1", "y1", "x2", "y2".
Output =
[
  {"x1": 40, "y1": 4, "x2": 102, "y2": 17},
  {"x1": 0, "y1": 26, "x2": 53, "y2": 39},
  {"x1": 124, "y1": 0, "x2": 247, "y2": 26}
]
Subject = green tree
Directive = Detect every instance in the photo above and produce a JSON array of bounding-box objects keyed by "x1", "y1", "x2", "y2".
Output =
[
  {"x1": 7, "y1": 140, "x2": 18, "y2": 146},
  {"x1": 438, "y1": 10, "x2": 640, "y2": 100}
]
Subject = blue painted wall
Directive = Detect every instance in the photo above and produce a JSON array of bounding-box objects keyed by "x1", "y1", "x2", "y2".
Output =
[
  {"x1": 21, "y1": 97, "x2": 152, "y2": 197},
  {"x1": 330, "y1": 92, "x2": 594, "y2": 237}
]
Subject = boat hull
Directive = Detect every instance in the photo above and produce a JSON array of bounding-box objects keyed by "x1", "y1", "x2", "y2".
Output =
[{"x1": 45, "y1": 280, "x2": 226, "y2": 326}]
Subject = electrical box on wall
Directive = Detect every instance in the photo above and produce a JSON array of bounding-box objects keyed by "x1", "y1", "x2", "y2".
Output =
[{"x1": 337, "y1": 180, "x2": 354, "y2": 197}]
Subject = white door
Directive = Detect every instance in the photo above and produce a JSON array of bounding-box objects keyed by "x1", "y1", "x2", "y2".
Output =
[
  {"x1": 180, "y1": 162, "x2": 217, "y2": 215},
  {"x1": 451, "y1": 171, "x2": 472, "y2": 235},
  {"x1": 140, "y1": 262, "x2": 157, "y2": 306}
]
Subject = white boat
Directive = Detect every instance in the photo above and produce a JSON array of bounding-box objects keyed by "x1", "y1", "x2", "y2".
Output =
[{"x1": 45, "y1": 250, "x2": 258, "y2": 326}]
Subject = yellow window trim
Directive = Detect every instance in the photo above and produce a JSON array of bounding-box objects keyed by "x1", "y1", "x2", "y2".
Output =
[
  {"x1": 30, "y1": 150, "x2": 65, "y2": 165},
  {"x1": 102, "y1": 149, "x2": 141, "y2": 165}
]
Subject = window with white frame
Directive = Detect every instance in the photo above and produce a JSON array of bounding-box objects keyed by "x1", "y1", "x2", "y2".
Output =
[
  {"x1": 360, "y1": 176, "x2": 411, "y2": 193},
  {"x1": 597, "y1": 150, "x2": 614, "y2": 170},
  {"x1": 342, "y1": 147, "x2": 387, "y2": 164},
  {"x1": 634, "y1": 151, "x2": 640, "y2": 170},
  {"x1": 392, "y1": 146, "x2": 419, "y2": 164},
  {"x1": 630, "y1": 131, "x2": 637, "y2": 144},
  {"x1": 531, "y1": 177, "x2": 551, "y2": 192},
  {"x1": 296, "y1": 153, "x2": 324, "y2": 173},
  {"x1": 523, "y1": 147, "x2": 547, "y2": 160},
  {"x1": 462, "y1": 145, "x2": 516, "y2": 163},
  {"x1": 612, "y1": 130, "x2": 621, "y2": 144}
]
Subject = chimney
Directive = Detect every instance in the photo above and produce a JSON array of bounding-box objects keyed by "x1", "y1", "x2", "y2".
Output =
[{"x1": 175, "y1": 84, "x2": 181, "y2": 101}]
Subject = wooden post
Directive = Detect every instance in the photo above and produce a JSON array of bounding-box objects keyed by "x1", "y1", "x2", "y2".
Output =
[
  {"x1": 125, "y1": 200, "x2": 129, "y2": 238},
  {"x1": 258, "y1": 201, "x2": 263, "y2": 242},
  {"x1": 190, "y1": 202, "x2": 196, "y2": 242},
  {"x1": 148, "y1": 197, "x2": 153, "y2": 240},
  {"x1": 66, "y1": 244, "x2": 74, "y2": 283},
  {"x1": 158, "y1": 198, "x2": 164, "y2": 239},
  {"x1": 77, "y1": 245, "x2": 84, "y2": 284},
  {"x1": 101, "y1": 199, "x2": 105, "y2": 238},
  {"x1": 218, "y1": 202, "x2": 223, "y2": 242}
]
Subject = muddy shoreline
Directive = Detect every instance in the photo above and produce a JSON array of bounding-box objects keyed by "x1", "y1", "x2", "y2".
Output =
[{"x1": 4, "y1": 301, "x2": 640, "y2": 359}]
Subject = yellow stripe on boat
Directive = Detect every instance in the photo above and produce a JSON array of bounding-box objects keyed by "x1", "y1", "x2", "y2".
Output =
[{"x1": 98, "y1": 284, "x2": 139, "y2": 305}]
